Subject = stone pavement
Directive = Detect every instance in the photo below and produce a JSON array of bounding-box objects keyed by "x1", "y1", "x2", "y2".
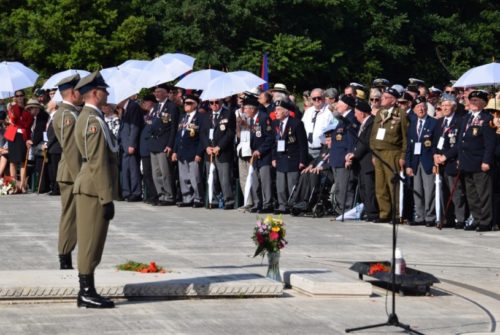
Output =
[{"x1": 0, "y1": 194, "x2": 499, "y2": 334}]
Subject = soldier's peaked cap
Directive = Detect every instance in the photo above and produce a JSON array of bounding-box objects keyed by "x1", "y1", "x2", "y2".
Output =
[
  {"x1": 75, "y1": 71, "x2": 109, "y2": 95},
  {"x1": 56, "y1": 73, "x2": 81, "y2": 91}
]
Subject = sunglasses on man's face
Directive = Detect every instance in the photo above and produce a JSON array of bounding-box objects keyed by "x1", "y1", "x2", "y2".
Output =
[
  {"x1": 445, "y1": 91, "x2": 456, "y2": 95},
  {"x1": 209, "y1": 101, "x2": 220, "y2": 105},
  {"x1": 370, "y1": 98, "x2": 380, "y2": 102},
  {"x1": 184, "y1": 101, "x2": 195, "y2": 106},
  {"x1": 311, "y1": 97, "x2": 323, "y2": 101}
]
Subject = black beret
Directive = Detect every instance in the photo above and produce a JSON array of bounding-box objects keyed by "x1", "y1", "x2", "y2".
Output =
[
  {"x1": 184, "y1": 94, "x2": 200, "y2": 104},
  {"x1": 340, "y1": 94, "x2": 356, "y2": 108},
  {"x1": 142, "y1": 94, "x2": 156, "y2": 103},
  {"x1": 468, "y1": 90, "x2": 489, "y2": 103},
  {"x1": 354, "y1": 99, "x2": 371, "y2": 114},
  {"x1": 243, "y1": 97, "x2": 259, "y2": 108},
  {"x1": 412, "y1": 96, "x2": 427, "y2": 108},
  {"x1": 274, "y1": 99, "x2": 294, "y2": 111},
  {"x1": 406, "y1": 85, "x2": 419, "y2": 94},
  {"x1": 398, "y1": 92, "x2": 414, "y2": 102},
  {"x1": 384, "y1": 87, "x2": 400, "y2": 99},
  {"x1": 156, "y1": 83, "x2": 173, "y2": 91}
]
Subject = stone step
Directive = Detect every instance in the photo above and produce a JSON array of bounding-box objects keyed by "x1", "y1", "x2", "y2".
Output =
[
  {"x1": 0, "y1": 269, "x2": 283, "y2": 300},
  {"x1": 281, "y1": 268, "x2": 372, "y2": 297}
]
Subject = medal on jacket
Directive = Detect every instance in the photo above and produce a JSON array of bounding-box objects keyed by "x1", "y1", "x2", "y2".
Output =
[
  {"x1": 472, "y1": 127, "x2": 478, "y2": 136},
  {"x1": 161, "y1": 112, "x2": 171, "y2": 124}
]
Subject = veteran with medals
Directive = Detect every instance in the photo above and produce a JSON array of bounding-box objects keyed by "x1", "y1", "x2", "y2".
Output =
[
  {"x1": 52, "y1": 74, "x2": 82, "y2": 270},
  {"x1": 405, "y1": 97, "x2": 438, "y2": 226},
  {"x1": 73, "y1": 72, "x2": 119, "y2": 308},
  {"x1": 172, "y1": 95, "x2": 206, "y2": 207},
  {"x1": 370, "y1": 87, "x2": 409, "y2": 222}
]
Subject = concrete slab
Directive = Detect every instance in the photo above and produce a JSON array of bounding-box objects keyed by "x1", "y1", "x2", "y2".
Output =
[
  {"x1": 0, "y1": 269, "x2": 283, "y2": 300},
  {"x1": 281, "y1": 268, "x2": 372, "y2": 296}
]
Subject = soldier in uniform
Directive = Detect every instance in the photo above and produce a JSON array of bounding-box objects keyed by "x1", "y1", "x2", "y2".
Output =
[
  {"x1": 149, "y1": 84, "x2": 179, "y2": 206},
  {"x1": 243, "y1": 97, "x2": 274, "y2": 213},
  {"x1": 52, "y1": 74, "x2": 82, "y2": 269},
  {"x1": 172, "y1": 95, "x2": 206, "y2": 207},
  {"x1": 73, "y1": 72, "x2": 119, "y2": 308},
  {"x1": 405, "y1": 97, "x2": 438, "y2": 226},
  {"x1": 271, "y1": 100, "x2": 308, "y2": 214},
  {"x1": 330, "y1": 95, "x2": 359, "y2": 213},
  {"x1": 200, "y1": 98, "x2": 236, "y2": 209},
  {"x1": 433, "y1": 94, "x2": 466, "y2": 228},
  {"x1": 448, "y1": 90, "x2": 495, "y2": 231},
  {"x1": 370, "y1": 87, "x2": 409, "y2": 223}
]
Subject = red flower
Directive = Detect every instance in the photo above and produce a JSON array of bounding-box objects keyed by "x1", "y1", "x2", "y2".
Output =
[
  {"x1": 269, "y1": 231, "x2": 279, "y2": 241},
  {"x1": 256, "y1": 233, "x2": 264, "y2": 244}
]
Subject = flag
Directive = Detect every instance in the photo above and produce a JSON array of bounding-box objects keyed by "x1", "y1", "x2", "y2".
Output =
[{"x1": 260, "y1": 52, "x2": 269, "y2": 91}]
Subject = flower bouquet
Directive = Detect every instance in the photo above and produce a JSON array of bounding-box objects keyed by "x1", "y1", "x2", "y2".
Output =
[
  {"x1": 367, "y1": 262, "x2": 390, "y2": 275},
  {"x1": 252, "y1": 215, "x2": 287, "y2": 257},
  {"x1": 116, "y1": 260, "x2": 167, "y2": 273},
  {"x1": 0, "y1": 176, "x2": 17, "y2": 195}
]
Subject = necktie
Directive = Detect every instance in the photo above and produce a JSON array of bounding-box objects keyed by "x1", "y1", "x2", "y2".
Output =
[
  {"x1": 249, "y1": 117, "x2": 254, "y2": 128},
  {"x1": 279, "y1": 121, "x2": 284, "y2": 137},
  {"x1": 417, "y1": 119, "x2": 423, "y2": 138},
  {"x1": 443, "y1": 118, "x2": 448, "y2": 129},
  {"x1": 312, "y1": 111, "x2": 319, "y2": 130}
]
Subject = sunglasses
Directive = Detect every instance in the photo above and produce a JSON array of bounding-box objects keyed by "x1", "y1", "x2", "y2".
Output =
[
  {"x1": 444, "y1": 91, "x2": 456, "y2": 95},
  {"x1": 15, "y1": 94, "x2": 25, "y2": 98},
  {"x1": 209, "y1": 101, "x2": 221, "y2": 105},
  {"x1": 370, "y1": 98, "x2": 380, "y2": 102},
  {"x1": 311, "y1": 97, "x2": 323, "y2": 101},
  {"x1": 184, "y1": 101, "x2": 195, "y2": 105},
  {"x1": 436, "y1": 107, "x2": 442, "y2": 111}
]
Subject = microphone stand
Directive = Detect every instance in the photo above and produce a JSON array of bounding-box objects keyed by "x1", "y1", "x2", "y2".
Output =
[{"x1": 341, "y1": 114, "x2": 424, "y2": 335}]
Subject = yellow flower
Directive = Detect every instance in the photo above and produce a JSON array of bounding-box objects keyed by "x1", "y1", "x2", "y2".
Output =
[
  {"x1": 272, "y1": 226, "x2": 280, "y2": 232},
  {"x1": 264, "y1": 215, "x2": 273, "y2": 224}
]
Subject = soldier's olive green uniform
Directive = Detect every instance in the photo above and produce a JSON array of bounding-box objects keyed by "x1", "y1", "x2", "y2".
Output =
[
  {"x1": 53, "y1": 103, "x2": 80, "y2": 255},
  {"x1": 370, "y1": 107, "x2": 408, "y2": 220},
  {"x1": 73, "y1": 105, "x2": 119, "y2": 274}
]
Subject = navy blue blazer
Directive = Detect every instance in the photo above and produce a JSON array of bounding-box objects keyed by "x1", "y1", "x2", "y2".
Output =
[
  {"x1": 406, "y1": 116, "x2": 438, "y2": 174},
  {"x1": 148, "y1": 100, "x2": 179, "y2": 153},
  {"x1": 271, "y1": 117, "x2": 308, "y2": 172},
  {"x1": 250, "y1": 111, "x2": 274, "y2": 168},
  {"x1": 174, "y1": 111, "x2": 206, "y2": 162},
  {"x1": 329, "y1": 111, "x2": 359, "y2": 168},
  {"x1": 118, "y1": 100, "x2": 144, "y2": 151},
  {"x1": 456, "y1": 111, "x2": 495, "y2": 173},
  {"x1": 352, "y1": 115, "x2": 374, "y2": 174},
  {"x1": 139, "y1": 107, "x2": 155, "y2": 157},
  {"x1": 200, "y1": 107, "x2": 236, "y2": 163},
  {"x1": 434, "y1": 113, "x2": 462, "y2": 176},
  {"x1": 46, "y1": 118, "x2": 62, "y2": 155}
]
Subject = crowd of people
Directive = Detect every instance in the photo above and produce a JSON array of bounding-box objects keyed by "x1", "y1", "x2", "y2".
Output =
[{"x1": 2, "y1": 76, "x2": 500, "y2": 232}]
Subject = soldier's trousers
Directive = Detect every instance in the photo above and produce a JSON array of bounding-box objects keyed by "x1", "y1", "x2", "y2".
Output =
[
  {"x1": 332, "y1": 167, "x2": 357, "y2": 212},
  {"x1": 373, "y1": 150, "x2": 401, "y2": 220},
  {"x1": 75, "y1": 194, "x2": 110, "y2": 275},
  {"x1": 121, "y1": 153, "x2": 141, "y2": 198},
  {"x1": 443, "y1": 173, "x2": 466, "y2": 223},
  {"x1": 178, "y1": 159, "x2": 203, "y2": 204},
  {"x1": 276, "y1": 171, "x2": 299, "y2": 210},
  {"x1": 57, "y1": 181, "x2": 77, "y2": 255},
  {"x1": 151, "y1": 152, "x2": 174, "y2": 202},
  {"x1": 413, "y1": 163, "x2": 435, "y2": 223},
  {"x1": 251, "y1": 165, "x2": 272, "y2": 209},
  {"x1": 463, "y1": 171, "x2": 493, "y2": 228}
]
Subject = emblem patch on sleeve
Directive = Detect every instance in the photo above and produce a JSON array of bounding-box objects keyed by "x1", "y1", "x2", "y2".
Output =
[{"x1": 88, "y1": 125, "x2": 98, "y2": 134}]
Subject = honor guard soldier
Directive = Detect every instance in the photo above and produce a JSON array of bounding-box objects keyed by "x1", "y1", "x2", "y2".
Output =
[
  {"x1": 243, "y1": 97, "x2": 274, "y2": 213},
  {"x1": 405, "y1": 97, "x2": 438, "y2": 226},
  {"x1": 52, "y1": 74, "x2": 82, "y2": 269},
  {"x1": 453, "y1": 90, "x2": 495, "y2": 231},
  {"x1": 73, "y1": 72, "x2": 119, "y2": 308},
  {"x1": 149, "y1": 83, "x2": 179, "y2": 206},
  {"x1": 172, "y1": 95, "x2": 206, "y2": 207},
  {"x1": 272, "y1": 99, "x2": 308, "y2": 214},
  {"x1": 433, "y1": 94, "x2": 466, "y2": 228},
  {"x1": 201, "y1": 98, "x2": 236, "y2": 209},
  {"x1": 330, "y1": 94, "x2": 359, "y2": 213},
  {"x1": 370, "y1": 87, "x2": 409, "y2": 222}
]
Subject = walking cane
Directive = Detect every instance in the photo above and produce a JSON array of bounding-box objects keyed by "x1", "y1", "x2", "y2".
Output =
[
  {"x1": 437, "y1": 171, "x2": 461, "y2": 230},
  {"x1": 20, "y1": 148, "x2": 30, "y2": 193},
  {"x1": 37, "y1": 148, "x2": 48, "y2": 194},
  {"x1": 340, "y1": 167, "x2": 352, "y2": 222}
]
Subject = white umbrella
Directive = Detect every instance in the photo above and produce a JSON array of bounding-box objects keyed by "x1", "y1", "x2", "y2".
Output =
[
  {"x1": 100, "y1": 66, "x2": 144, "y2": 104},
  {"x1": 118, "y1": 59, "x2": 150, "y2": 71},
  {"x1": 453, "y1": 62, "x2": 500, "y2": 88},
  {"x1": 0, "y1": 61, "x2": 39, "y2": 93},
  {"x1": 137, "y1": 53, "x2": 195, "y2": 89},
  {"x1": 243, "y1": 157, "x2": 255, "y2": 207},
  {"x1": 200, "y1": 71, "x2": 266, "y2": 101},
  {"x1": 207, "y1": 155, "x2": 216, "y2": 207},
  {"x1": 41, "y1": 69, "x2": 90, "y2": 90},
  {"x1": 176, "y1": 69, "x2": 225, "y2": 90},
  {"x1": 399, "y1": 171, "x2": 404, "y2": 222},
  {"x1": 435, "y1": 167, "x2": 442, "y2": 224}
]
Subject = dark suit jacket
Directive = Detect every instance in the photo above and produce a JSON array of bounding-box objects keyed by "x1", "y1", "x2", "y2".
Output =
[
  {"x1": 406, "y1": 115, "x2": 438, "y2": 174},
  {"x1": 352, "y1": 115, "x2": 374, "y2": 174},
  {"x1": 272, "y1": 117, "x2": 308, "y2": 172},
  {"x1": 174, "y1": 110, "x2": 206, "y2": 161},
  {"x1": 455, "y1": 111, "x2": 495, "y2": 173},
  {"x1": 434, "y1": 113, "x2": 462, "y2": 176},
  {"x1": 148, "y1": 99, "x2": 179, "y2": 153},
  {"x1": 46, "y1": 117, "x2": 62, "y2": 155},
  {"x1": 250, "y1": 111, "x2": 274, "y2": 168},
  {"x1": 200, "y1": 107, "x2": 236, "y2": 163},
  {"x1": 330, "y1": 111, "x2": 359, "y2": 168},
  {"x1": 118, "y1": 99, "x2": 144, "y2": 152},
  {"x1": 31, "y1": 110, "x2": 49, "y2": 146}
]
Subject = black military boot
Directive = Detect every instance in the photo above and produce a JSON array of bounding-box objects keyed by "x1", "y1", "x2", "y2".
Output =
[
  {"x1": 59, "y1": 254, "x2": 74, "y2": 270},
  {"x1": 77, "y1": 274, "x2": 115, "y2": 309}
]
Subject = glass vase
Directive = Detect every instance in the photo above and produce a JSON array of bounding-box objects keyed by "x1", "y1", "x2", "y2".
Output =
[{"x1": 266, "y1": 251, "x2": 282, "y2": 282}]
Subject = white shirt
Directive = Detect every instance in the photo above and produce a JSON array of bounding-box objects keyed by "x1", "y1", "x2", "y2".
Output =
[{"x1": 302, "y1": 104, "x2": 334, "y2": 148}]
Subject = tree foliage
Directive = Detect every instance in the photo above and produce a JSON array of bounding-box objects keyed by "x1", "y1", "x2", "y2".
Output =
[{"x1": 0, "y1": 0, "x2": 498, "y2": 92}]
